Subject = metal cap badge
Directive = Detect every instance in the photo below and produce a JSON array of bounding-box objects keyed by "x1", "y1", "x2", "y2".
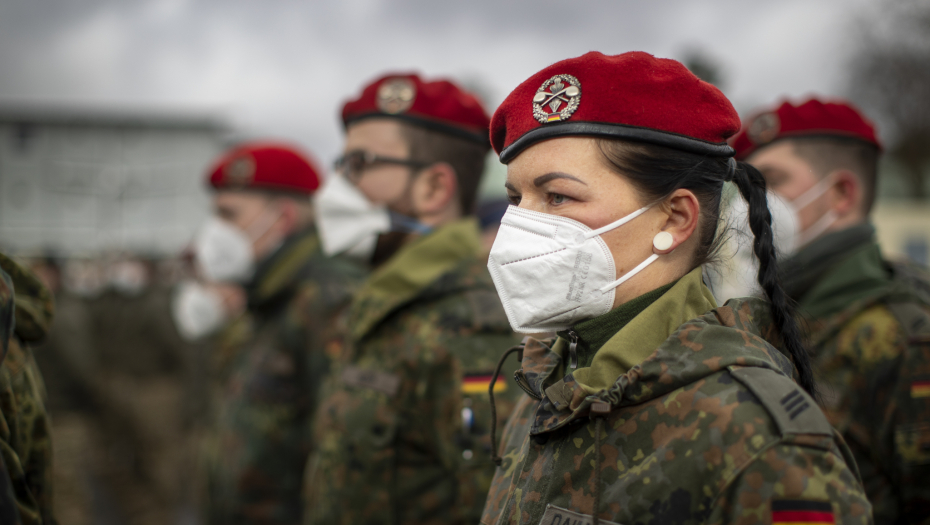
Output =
[
  {"x1": 747, "y1": 112, "x2": 780, "y2": 145},
  {"x1": 223, "y1": 154, "x2": 256, "y2": 186},
  {"x1": 377, "y1": 78, "x2": 417, "y2": 114},
  {"x1": 532, "y1": 74, "x2": 581, "y2": 124}
]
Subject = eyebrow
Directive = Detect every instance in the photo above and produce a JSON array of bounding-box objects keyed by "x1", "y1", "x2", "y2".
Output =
[
  {"x1": 504, "y1": 181, "x2": 517, "y2": 193},
  {"x1": 533, "y1": 172, "x2": 587, "y2": 187}
]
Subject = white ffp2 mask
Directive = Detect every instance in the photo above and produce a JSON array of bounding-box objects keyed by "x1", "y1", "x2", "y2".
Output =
[
  {"x1": 487, "y1": 205, "x2": 659, "y2": 334},
  {"x1": 194, "y1": 217, "x2": 255, "y2": 283},
  {"x1": 314, "y1": 174, "x2": 391, "y2": 259},
  {"x1": 193, "y1": 208, "x2": 282, "y2": 284},
  {"x1": 171, "y1": 280, "x2": 227, "y2": 341}
]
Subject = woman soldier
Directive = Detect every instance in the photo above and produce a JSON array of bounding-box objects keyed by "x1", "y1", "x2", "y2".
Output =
[{"x1": 481, "y1": 52, "x2": 871, "y2": 525}]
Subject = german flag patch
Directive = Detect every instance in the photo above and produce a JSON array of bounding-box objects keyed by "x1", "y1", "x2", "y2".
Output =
[
  {"x1": 772, "y1": 500, "x2": 834, "y2": 524},
  {"x1": 462, "y1": 373, "x2": 507, "y2": 395},
  {"x1": 911, "y1": 380, "x2": 930, "y2": 399}
]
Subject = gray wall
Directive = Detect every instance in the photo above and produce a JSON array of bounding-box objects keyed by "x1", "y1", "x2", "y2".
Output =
[{"x1": 0, "y1": 116, "x2": 226, "y2": 256}]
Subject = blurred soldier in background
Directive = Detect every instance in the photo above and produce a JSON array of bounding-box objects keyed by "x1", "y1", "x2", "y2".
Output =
[
  {"x1": 31, "y1": 251, "x2": 202, "y2": 525},
  {"x1": 304, "y1": 74, "x2": 521, "y2": 525},
  {"x1": 195, "y1": 142, "x2": 366, "y2": 525},
  {"x1": 0, "y1": 253, "x2": 56, "y2": 525},
  {"x1": 732, "y1": 98, "x2": 930, "y2": 522}
]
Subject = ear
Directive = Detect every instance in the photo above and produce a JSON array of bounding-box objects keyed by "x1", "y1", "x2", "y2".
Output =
[
  {"x1": 273, "y1": 198, "x2": 299, "y2": 236},
  {"x1": 654, "y1": 188, "x2": 700, "y2": 254},
  {"x1": 827, "y1": 169, "x2": 861, "y2": 218},
  {"x1": 411, "y1": 162, "x2": 459, "y2": 216}
]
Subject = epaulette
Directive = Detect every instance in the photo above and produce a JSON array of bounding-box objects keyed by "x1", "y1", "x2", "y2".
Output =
[{"x1": 728, "y1": 365, "x2": 833, "y2": 436}]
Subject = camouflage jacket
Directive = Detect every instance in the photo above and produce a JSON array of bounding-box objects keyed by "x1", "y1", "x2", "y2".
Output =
[
  {"x1": 304, "y1": 218, "x2": 523, "y2": 525},
  {"x1": 0, "y1": 253, "x2": 56, "y2": 525},
  {"x1": 0, "y1": 267, "x2": 21, "y2": 525},
  {"x1": 203, "y1": 227, "x2": 366, "y2": 525},
  {"x1": 482, "y1": 268, "x2": 871, "y2": 525},
  {"x1": 788, "y1": 228, "x2": 930, "y2": 524}
]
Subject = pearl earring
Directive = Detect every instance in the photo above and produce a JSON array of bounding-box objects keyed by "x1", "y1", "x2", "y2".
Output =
[{"x1": 653, "y1": 231, "x2": 674, "y2": 252}]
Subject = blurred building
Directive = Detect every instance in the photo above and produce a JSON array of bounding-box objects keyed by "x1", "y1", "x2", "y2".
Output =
[{"x1": 0, "y1": 105, "x2": 228, "y2": 256}]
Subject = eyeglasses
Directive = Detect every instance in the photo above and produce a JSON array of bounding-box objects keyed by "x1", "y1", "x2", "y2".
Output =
[{"x1": 333, "y1": 151, "x2": 430, "y2": 183}]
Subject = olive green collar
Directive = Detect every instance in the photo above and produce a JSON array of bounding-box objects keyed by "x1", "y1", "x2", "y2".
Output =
[
  {"x1": 572, "y1": 267, "x2": 717, "y2": 394},
  {"x1": 348, "y1": 218, "x2": 481, "y2": 341},
  {"x1": 797, "y1": 240, "x2": 892, "y2": 321},
  {"x1": 247, "y1": 227, "x2": 321, "y2": 309}
]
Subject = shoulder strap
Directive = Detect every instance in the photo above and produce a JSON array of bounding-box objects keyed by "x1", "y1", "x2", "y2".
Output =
[
  {"x1": 887, "y1": 302, "x2": 930, "y2": 341},
  {"x1": 728, "y1": 366, "x2": 833, "y2": 436}
]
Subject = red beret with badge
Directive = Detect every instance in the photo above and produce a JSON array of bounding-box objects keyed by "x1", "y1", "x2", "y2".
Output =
[
  {"x1": 207, "y1": 142, "x2": 322, "y2": 194},
  {"x1": 342, "y1": 73, "x2": 491, "y2": 145},
  {"x1": 730, "y1": 98, "x2": 881, "y2": 160},
  {"x1": 490, "y1": 51, "x2": 741, "y2": 163}
]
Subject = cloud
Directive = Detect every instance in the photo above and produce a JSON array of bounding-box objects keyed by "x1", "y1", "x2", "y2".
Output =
[{"x1": 0, "y1": 0, "x2": 872, "y2": 161}]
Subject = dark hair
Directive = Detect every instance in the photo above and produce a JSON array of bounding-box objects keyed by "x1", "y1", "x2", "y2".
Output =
[
  {"x1": 596, "y1": 139, "x2": 816, "y2": 396},
  {"x1": 787, "y1": 137, "x2": 880, "y2": 214},
  {"x1": 399, "y1": 123, "x2": 490, "y2": 215}
]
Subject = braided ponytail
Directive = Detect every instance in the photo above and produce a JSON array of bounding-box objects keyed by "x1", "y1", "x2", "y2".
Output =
[{"x1": 730, "y1": 159, "x2": 816, "y2": 397}]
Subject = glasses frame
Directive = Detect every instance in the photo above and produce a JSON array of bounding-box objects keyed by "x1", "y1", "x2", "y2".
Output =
[{"x1": 334, "y1": 151, "x2": 430, "y2": 183}]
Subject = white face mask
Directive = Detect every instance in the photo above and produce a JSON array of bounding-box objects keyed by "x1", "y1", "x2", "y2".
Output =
[
  {"x1": 788, "y1": 176, "x2": 837, "y2": 250},
  {"x1": 487, "y1": 204, "x2": 662, "y2": 334},
  {"x1": 193, "y1": 208, "x2": 281, "y2": 283},
  {"x1": 171, "y1": 280, "x2": 228, "y2": 341},
  {"x1": 314, "y1": 174, "x2": 391, "y2": 259}
]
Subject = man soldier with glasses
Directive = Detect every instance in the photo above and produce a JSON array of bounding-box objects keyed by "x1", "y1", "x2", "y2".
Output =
[{"x1": 304, "y1": 74, "x2": 521, "y2": 525}]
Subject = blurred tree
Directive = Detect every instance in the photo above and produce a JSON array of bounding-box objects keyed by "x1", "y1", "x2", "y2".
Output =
[
  {"x1": 847, "y1": 0, "x2": 930, "y2": 199},
  {"x1": 682, "y1": 49, "x2": 725, "y2": 89}
]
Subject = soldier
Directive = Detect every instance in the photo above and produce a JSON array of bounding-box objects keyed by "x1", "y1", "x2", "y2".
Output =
[
  {"x1": 731, "y1": 98, "x2": 930, "y2": 523},
  {"x1": 196, "y1": 143, "x2": 366, "y2": 524},
  {"x1": 480, "y1": 52, "x2": 871, "y2": 525},
  {"x1": 303, "y1": 73, "x2": 522, "y2": 525},
  {"x1": 0, "y1": 253, "x2": 57, "y2": 525}
]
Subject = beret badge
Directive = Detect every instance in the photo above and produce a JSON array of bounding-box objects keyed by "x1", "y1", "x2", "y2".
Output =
[
  {"x1": 377, "y1": 78, "x2": 417, "y2": 114},
  {"x1": 223, "y1": 154, "x2": 256, "y2": 186},
  {"x1": 747, "y1": 112, "x2": 781, "y2": 145},
  {"x1": 532, "y1": 74, "x2": 581, "y2": 124}
]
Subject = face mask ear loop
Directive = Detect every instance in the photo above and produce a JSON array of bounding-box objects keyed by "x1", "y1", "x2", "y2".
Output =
[
  {"x1": 244, "y1": 205, "x2": 284, "y2": 241},
  {"x1": 597, "y1": 253, "x2": 660, "y2": 294},
  {"x1": 583, "y1": 204, "x2": 652, "y2": 240},
  {"x1": 790, "y1": 176, "x2": 834, "y2": 211},
  {"x1": 795, "y1": 210, "x2": 838, "y2": 249}
]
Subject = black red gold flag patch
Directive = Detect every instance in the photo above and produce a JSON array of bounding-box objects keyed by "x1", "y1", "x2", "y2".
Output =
[
  {"x1": 772, "y1": 500, "x2": 834, "y2": 524},
  {"x1": 462, "y1": 373, "x2": 507, "y2": 394},
  {"x1": 911, "y1": 380, "x2": 930, "y2": 398}
]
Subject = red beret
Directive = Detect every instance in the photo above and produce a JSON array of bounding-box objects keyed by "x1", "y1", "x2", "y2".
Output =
[
  {"x1": 731, "y1": 98, "x2": 881, "y2": 160},
  {"x1": 342, "y1": 73, "x2": 490, "y2": 145},
  {"x1": 207, "y1": 142, "x2": 321, "y2": 194},
  {"x1": 491, "y1": 51, "x2": 740, "y2": 163}
]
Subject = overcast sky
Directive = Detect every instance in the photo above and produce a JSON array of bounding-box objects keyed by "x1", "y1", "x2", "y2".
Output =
[{"x1": 0, "y1": 0, "x2": 878, "y2": 165}]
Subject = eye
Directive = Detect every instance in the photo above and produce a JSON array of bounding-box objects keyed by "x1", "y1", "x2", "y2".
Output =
[
  {"x1": 550, "y1": 193, "x2": 569, "y2": 205},
  {"x1": 507, "y1": 193, "x2": 521, "y2": 206}
]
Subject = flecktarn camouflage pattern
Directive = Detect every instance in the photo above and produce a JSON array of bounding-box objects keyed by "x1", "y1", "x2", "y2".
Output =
[
  {"x1": 797, "y1": 238, "x2": 930, "y2": 524},
  {"x1": 202, "y1": 228, "x2": 366, "y2": 525},
  {"x1": 0, "y1": 252, "x2": 57, "y2": 525},
  {"x1": 304, "y1": 218, "x2": 522, "y2": 525},
  {"x1": 482, "y1": 270, "x2": 871, "y2": 525}
]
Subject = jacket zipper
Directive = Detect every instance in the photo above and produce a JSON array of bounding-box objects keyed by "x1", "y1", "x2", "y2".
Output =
[{"x1": 567, "y1": 329, "x2": 579, "y2": 369}]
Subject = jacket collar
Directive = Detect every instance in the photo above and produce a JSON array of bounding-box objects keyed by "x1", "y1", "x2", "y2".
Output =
[
  {"x1": 246, "y1": 227, "x2": 321, "y2": 311},
  {"x1": 348, "y1": 217, "x2": 481, "y2": 342},
  {"x1": 516, "y1": 272, "x2": 794, "y2": 435}
]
